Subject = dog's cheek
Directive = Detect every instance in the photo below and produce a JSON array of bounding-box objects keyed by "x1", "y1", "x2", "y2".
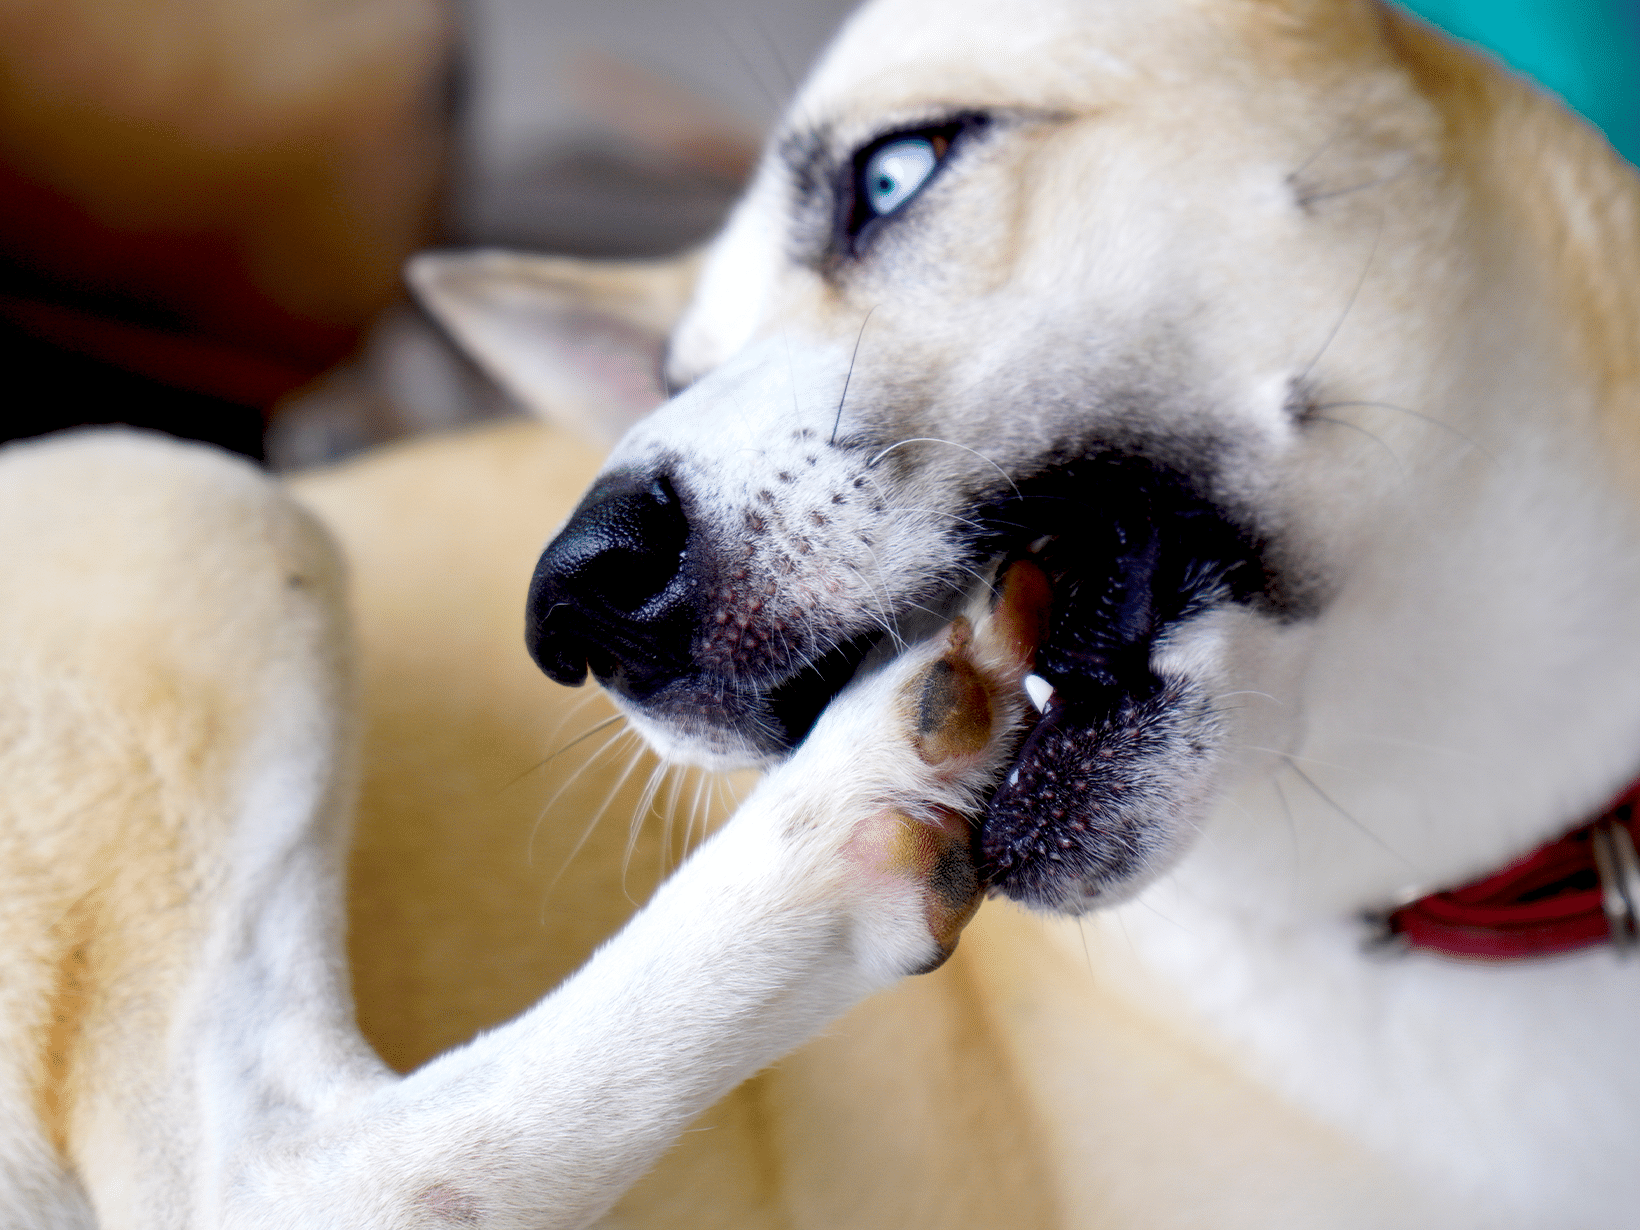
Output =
[{"x1": 843, "y1": 807, "x2": 982, "y2": 975}]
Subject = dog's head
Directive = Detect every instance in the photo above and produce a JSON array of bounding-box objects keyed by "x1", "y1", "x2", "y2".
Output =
[{"x1": 418, "y1": 0, "x2": 1640, "y2": 914}]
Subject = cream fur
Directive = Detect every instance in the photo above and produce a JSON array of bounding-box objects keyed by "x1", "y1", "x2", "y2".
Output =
[
  {"x1": 417, "y1": 0, "x2": 1640, "y2": 1224},
  {"x1": 5, "y1": 0, "x2": 1640, "y2": 1226},
  {"x1": 0, "y1": 427, "x2": 1021, "y2": 1227}
]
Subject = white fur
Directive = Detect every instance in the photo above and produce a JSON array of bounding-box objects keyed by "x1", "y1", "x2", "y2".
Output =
[
  {"x1": 418, "y1": 0, "x2": 1640, "y2": 1222},
  {"x1": 0, "y1": 429, "x2": 1015, "y2": 1228}
]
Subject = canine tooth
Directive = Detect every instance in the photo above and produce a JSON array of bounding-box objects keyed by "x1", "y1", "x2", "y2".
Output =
[
  {"x1": 1024, "y1": 673, "x2": 1056, "y2": 713},
  {"x1": 1026, "y1": 535, "x2": 1052, "y2": 554}
]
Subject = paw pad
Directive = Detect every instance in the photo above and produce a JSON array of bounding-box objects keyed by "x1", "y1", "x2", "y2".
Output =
[
  {"x1": 906, "y1": 619, "x2": 995, "y2": 766},
  {"x1": 849, "y1": 807, "x2": 982, "y2": 974}
]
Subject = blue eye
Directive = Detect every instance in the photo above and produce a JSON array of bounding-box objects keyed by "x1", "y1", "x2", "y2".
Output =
[
  {"x1": 862, "y1": 137, "x2": 939, "y2": 217},
  {"x1": 842, "y1": 116, "x2": 984, "y2": 251}
]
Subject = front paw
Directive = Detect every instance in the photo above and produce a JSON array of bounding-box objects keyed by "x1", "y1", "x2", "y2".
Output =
[
  {"x1": 843, "y1": 804, "x2": 981, "y2": 974},
  {"x1": 783, "y1": 566, "x2": 1044, "y2": 974}
]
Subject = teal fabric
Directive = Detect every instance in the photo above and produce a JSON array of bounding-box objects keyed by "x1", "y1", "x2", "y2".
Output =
[{"x1": 1396, "y1": 0, "x2": 1640, "y2": 164}]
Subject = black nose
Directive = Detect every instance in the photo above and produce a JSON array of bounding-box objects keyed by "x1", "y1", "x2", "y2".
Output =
[{"x1": 526, "y1": 469, "x2": 697, "y2": 696}]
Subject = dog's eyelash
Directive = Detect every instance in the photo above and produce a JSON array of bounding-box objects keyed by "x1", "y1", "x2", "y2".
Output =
[{"x1": 841, "y1": 113, "x2": 989, "y2": 254}]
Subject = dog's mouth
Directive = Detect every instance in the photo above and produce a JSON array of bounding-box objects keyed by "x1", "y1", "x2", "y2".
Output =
[
  {"x1": 755, "y1": 455, "x2": 1268, "y2": 909},
  {"x1": 762, "y1": 628, "x2": 889, "y2": 750},
  {"x1": 534, "y1": 448, "x2": 1269, "y2": 909}
]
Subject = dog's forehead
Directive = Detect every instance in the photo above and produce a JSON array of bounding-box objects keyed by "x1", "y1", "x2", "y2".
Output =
[
  {"x1": 794, "y1": 0, "x2": 1372, "y2": 123},
  {"x1": 798, "y1": 0, "x2": 1141, "y2": 119},
  {"x1": 672, "y1": 0, "x2": 1419, "y2": 376}
]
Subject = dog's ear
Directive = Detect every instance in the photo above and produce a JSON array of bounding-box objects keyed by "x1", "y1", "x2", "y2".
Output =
[{"x1": 409, "y1": 249, "x2": 701, "y2": 448}]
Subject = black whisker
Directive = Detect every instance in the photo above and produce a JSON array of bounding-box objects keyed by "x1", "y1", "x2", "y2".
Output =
[
  {"x1": 1298, "y1": 212, "x2": 1383, "y2": 385},
  {"x1": 830, "y1": 306, "x2": 876, "y2": 445},
  {"x1": 1307, "y1": 415, "x2": 1407, "y2": 478},
  {"x1": 1284, "y1": 761, "x2": 1413, "y2": 870},
  {"x1": 1316, "y1": 400, "x2": 1492, "y2": 461}
]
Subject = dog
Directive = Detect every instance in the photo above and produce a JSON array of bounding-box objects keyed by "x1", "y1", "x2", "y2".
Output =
[
  {"x1": 409, "y1": 0, "x2": 1640, "y2": 1223},
  {"x1": 4, "y1": 0, "x2": 1639, "y2": 1226}
]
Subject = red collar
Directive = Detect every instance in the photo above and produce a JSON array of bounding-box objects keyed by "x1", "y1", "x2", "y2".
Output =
[{"x1": 1375, "y1": 779, "x2": 1640, "y2": 960}]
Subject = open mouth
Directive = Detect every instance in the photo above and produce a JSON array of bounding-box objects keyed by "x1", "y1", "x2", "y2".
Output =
[
  {"x1": 536, "y1": 445, "x2": 1270, "y2": 904},
  {"x1": 759, "y1": 454, "x2": 1268, "y2": 910}
]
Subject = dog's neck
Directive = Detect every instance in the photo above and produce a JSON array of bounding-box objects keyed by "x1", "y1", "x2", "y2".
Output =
[{"x1": 1378, "y1": 777, "x2": 1640, "y2": 959}]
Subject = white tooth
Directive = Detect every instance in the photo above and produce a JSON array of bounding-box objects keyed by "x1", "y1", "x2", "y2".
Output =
[
  {"x1": 1026, "y1": 535, "x2": 1052, "y2": 554},
  {"x1": 1024, "y1": 673, "x2": 1055, "y2": 714}
]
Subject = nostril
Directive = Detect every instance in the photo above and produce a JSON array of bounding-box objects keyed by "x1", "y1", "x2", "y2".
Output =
[{"x1": 526, "y1": 469, "x2": 695, "y2": 689}]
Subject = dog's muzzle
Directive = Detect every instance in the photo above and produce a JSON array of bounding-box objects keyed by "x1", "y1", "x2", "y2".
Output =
[
  {"x1": 530, "y1": 451, "x2": 1277, "y2": 909},
  {"x1": 527, "y1": 462, "x2": 891, "y2": 760}
]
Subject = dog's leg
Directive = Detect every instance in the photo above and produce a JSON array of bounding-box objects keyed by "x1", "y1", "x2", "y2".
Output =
[
  {"x1": 247, "y1": 611, "x2": 1026, "y2": 1229},
  {"x1": 0, "y1": 430, "x2": 1024, "y2": 1229},
  {"x1": 0, "y1": 429, "x2": 375, "y2": 1228}
]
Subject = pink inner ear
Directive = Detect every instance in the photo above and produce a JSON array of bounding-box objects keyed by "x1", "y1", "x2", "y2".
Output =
[{"x1": 554, "y1": 308, "x2": 669, "y2": 426}]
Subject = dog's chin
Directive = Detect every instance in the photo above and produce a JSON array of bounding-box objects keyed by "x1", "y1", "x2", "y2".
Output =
[{"x1": 980, "y1": 655, "x2": 1222, "y2": 913}]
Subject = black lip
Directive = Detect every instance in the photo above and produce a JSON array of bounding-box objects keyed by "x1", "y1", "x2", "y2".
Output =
[
  {"x1": 727, "y1": 453, "x2": 1267, "y2": 769},
  {"x1": 971, "y1": 454, "x2": 1265, "y2": 905},
  {"x1": 761, "y1": 628, "x2": 886, "y2": 747}
]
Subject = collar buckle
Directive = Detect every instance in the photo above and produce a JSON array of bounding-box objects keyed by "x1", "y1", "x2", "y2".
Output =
[{"x1": 1590, "y1": 815, "x2": 1640, "y2": 953}]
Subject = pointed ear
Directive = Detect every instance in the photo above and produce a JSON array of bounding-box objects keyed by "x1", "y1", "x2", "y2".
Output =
[{"x1": 408, "y1": 249, "x2": 702, "y2": 448}]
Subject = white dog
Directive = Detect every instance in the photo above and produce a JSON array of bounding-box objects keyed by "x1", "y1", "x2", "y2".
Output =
[
  {"x1": 4, "y1": 0, "x2": 1639, "y2": 1226},
  {"x1": 416, "y1": 0, "x2": 1640, "y2": 1224}
]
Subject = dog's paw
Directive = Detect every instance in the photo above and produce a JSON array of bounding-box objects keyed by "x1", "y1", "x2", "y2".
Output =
[
  {"x1": 840, "y1": 803, "x2": 983, "y2": 974},
  {"x1": 754, "y1": 565, "x2": 1043, "y2": 977}
]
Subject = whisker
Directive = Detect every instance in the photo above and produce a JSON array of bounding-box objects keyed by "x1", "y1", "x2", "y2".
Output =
[
  {"x1": 533, "y1": 728, "x2": 644, "y2": 915},
  {"x1": 1298, "y1": 212, "x2": 1383, "y2": 385},
  {"x1": 1282, "y1": 760, "x2": 1413, "y2": 869},
  {"x1": 623, "y1": 756, "x2": 673, "y2": 895},
  {"x1": 866, "y1": 437, "x2": 1023, "y2": 502},
  {"x1": 557, "y1": 740, "x2": 649, "y2": 906},
  {"x1": 631, "y1": 757, "x2": 671, "y2": 844},
  {"x1": 687, "y1": 767, "x2": 711, "y2": 861},
  {"x1": 1295, "y1": 163, "x2": 1424, "y2": 209},
  {"x1": 884, "y1": 503, "x2": 992, "y2": 537},
  {"x1": 1218, "y1": 690, "x2": 1285, "y2": 705},
  {"x1": 527, "y1": 719, "x2": 637, "y2": 866},
  {"x1": 847, "y1": 540, "x2": 911, "y2": 654},
  {"x1": 746, "y1": 10, "x2": 798, "y2": 97},
  {"x1": 701, "y1": 4, "x2": 785, "y2": 116},
  {"x1": 660, "y1": 759, "x2": 689, "y2": 869},
  {"x1": 829, "y1": 307, "x2": 877, "y2": 446},
  {"x1": 1315, "y1": 400, "x2": 1492, "y2": 461},
  {"x1": 1235, "y1": 743, "x2": 1353, "y2": 772},
  {"x1": 504, "y1": 712, "x2": 627, "y2": 793},
  {"x1": 1284, "y1": 122, "x2": 1346, "y2": 190},
  {"x1": 1306, "y1": 415, "x2": 1407, "y2": 478}
]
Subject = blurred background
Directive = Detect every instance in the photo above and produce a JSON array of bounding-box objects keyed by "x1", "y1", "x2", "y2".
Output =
[{"x1": 0, "y1": 0, "x2": 1635, "y2": 469}]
